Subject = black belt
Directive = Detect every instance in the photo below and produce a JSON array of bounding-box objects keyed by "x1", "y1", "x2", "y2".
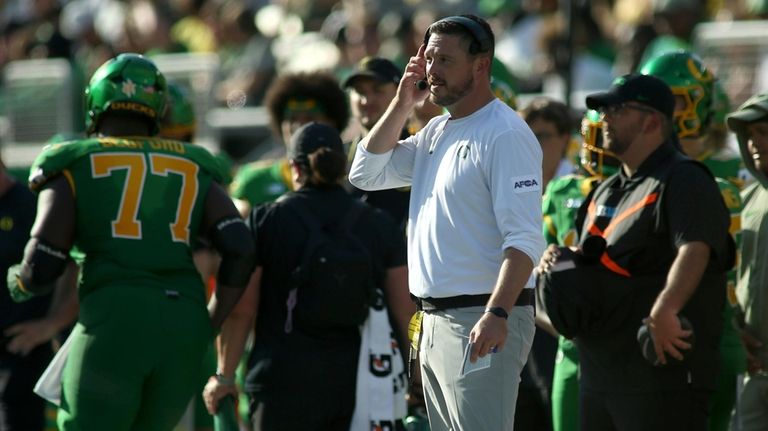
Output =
[{"x1": 414, "y1": 289, "x2": 535, "y2": 312}]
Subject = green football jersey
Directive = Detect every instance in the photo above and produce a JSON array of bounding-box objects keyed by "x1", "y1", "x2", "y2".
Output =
[
  {"x1": 714, "y1": 175, "x2": 747, "y2": 372},
  {"x1": 700, "y1": 149, "x2": 745, "y2": 189},
  {"x1": 542, "y1": 174, "x2": 601, "y2": 247},
  {"x1": 229, "y1": 158, "x2": 292, "y2": 207},
  {"x1": 30, "y1": 137, "x2": 226, "y2": 302},
  {"x1": 699, "y1": 148, "x2": 748, "y2": 377}
]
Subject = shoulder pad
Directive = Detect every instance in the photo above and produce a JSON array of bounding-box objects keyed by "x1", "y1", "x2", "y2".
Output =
[
  {"x1": 715, "y1": 177, "x2": 743, "y2": 210},
  {"x1": 30, "y1": 138, "x2": 227, "y2": 191},
  {"x1": 155, "y1": 138, "x2": 226, "y2": 183},
  {"x1": 29, "y1": 139, "x2": 101, "y2": 191}
]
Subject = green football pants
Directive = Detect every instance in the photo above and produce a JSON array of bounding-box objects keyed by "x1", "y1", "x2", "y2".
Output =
[
  {"x1": 708, "y1": 330, "x2": 747, "y2": 431},
  {"x1": 57, "y1": 285, "x2": 212, "y2": 431},
  {"x1": 552, "y1": 336, "x2": 579, "y2": 431}
]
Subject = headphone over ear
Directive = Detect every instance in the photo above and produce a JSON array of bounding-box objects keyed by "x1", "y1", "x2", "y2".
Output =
[{"x1": 422, "y1": 16, "x2": 492, "y2": 55}]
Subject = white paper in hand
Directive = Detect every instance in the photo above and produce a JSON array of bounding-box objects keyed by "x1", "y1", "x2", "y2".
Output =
[
  {"x1": 34, "y1": 331, "x2": 74, "y2": 406},
  {"x1": 459, "y1": 342, "x2": 491, "y2": 377}
]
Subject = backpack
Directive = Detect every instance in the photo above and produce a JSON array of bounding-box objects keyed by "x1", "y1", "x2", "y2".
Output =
[{"x1": 283, "y1": 196, "x2": 379, "y2": 333}]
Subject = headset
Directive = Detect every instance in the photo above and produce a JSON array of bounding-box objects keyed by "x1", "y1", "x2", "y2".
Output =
[{"x1": 422, "y1": 15, "x2": 493, "y2": 55}]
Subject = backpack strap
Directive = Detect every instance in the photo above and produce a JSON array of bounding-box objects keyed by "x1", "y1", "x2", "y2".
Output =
[
  {"x1": 284, "y1": 194, "x2": 323, "y2": 233},
  {"x1": 338, "y1": 200, "x2": 367, "y2": 233},
  {"x1": 284, "y1": 195, "x2": 369, "y2": 281}
]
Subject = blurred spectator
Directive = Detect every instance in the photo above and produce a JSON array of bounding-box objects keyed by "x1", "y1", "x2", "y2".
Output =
[
  {"x1": 743, "y1": 0, "x2": 768, "y2": 18},
  {"x1": 726, "y1": 91, "x2": 768, "y2": 431},
  {"x1": 229, "y1": 71, "x2": 349, "y2": 215},
  {"x1": 1, "y1": 153, "x2": 78, "y2": 431},
  {"x1": 516, "y1": 96, "x2": 576, "y2": 431},
  {"x1": 495, "y1": 0, "x2": 559, "y2": 92},
  {"x1": 127, "y1": 1, "x2": 186, "y2": 56},
  {"x1": 170, "y1": 0, "x2": 217, "y2": 53},
  {"x1": 638, "y1": 0, "x2": 706, "y2": 67},
  {"x1": 543, "y1": 110, "x2": 621, "y2": 431},
  {"x1": 161, "y1": 80, "x2": 198, "y2": 142},
  {"x1": 520, "y1": 97, "x2": 575, "y2": 188},
  {"x1": 344, "y1": 56, "x2": 410, "y2": 231},
  {"x1": 539, "y1": 4, "x2": 615, "y2": 96},
  {"x1": 212, "y1": 0, "x2": 276, "y2": 107},
  {"x1": 490, "y1": 57, "x2": 519, "y2": 108}
]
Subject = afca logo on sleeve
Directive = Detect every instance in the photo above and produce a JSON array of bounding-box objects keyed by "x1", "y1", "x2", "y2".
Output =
[{"x1": 511, "y1": 175, "x2": 540, "y2": 193}]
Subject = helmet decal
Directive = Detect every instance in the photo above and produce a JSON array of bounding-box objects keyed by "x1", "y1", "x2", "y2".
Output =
[
  {"x1": 85, "y1": 53, "x2": 167, "y2": 135},
  {"x1": 686, "y1": 57, "x2": 713, "y2": 84}
]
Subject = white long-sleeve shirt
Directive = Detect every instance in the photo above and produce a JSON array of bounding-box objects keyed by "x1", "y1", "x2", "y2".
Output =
[{"x1": 349, "y1": 99, "x2": 545, "y2": 298}]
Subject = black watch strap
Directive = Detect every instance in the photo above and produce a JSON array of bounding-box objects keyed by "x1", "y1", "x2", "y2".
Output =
[{"x1": 484, "y1": 306, "x2": 509, "y2": 320}]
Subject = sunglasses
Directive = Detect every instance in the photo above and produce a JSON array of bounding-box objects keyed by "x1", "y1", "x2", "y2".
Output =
[{"x1": 599, "y1": 103, "x2": 658, "y2": 117}]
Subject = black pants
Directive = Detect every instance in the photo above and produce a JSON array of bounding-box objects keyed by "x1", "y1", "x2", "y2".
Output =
[
  {"x1": 581, "y1": 387, "x2": 711, "y2": 431},
  {"x1": 515, "y1": 327, "x2": 557, "y2": 431},
  {"x1": 0, "y1": 343, "x2": 53, "y2": 431},
  {"x1": 247, "y1": 330, "x2": 360, "y2": 431}
]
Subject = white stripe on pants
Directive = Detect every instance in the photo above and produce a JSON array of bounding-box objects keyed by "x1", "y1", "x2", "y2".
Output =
[{"x1": 420, "y1": 305, "x2": 535, "y2": 431}]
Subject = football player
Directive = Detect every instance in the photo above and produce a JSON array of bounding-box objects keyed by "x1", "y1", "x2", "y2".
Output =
[{"x1": 7, "y1": 53, "x2": 255, "y2": 431}]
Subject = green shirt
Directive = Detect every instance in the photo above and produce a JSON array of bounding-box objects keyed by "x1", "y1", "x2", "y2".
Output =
[
  {"x1": 700, "y1": 149, "x2": 745, "y2": 189},
  {"x1": 702, "y1": 150, "x2": 747, "y2": 370},
  {"x1": 30, "y1": 137, "x2": 226, "y2": 302},
  {"x1": 229, "y1": 159, "x2": 291, "y2": 207},
  {"x1": 542, "y1": 174, "x2": 601, "y2": 247},
  {"x1": 738, "y1": 182, "x2": 768, "y2": 368}
]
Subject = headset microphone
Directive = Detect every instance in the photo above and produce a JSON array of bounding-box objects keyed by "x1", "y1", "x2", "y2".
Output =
[{"x1": 416, "y1": 80, "x2": 428, "y2": 91}]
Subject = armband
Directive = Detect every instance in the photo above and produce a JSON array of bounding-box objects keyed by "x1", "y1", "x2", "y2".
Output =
[
  {"x1": 15, "y1": 239, "x2": 71, "y2": 296},
  {"x1": 209, "y1": 216, "x2": 256, "y2": 288}
]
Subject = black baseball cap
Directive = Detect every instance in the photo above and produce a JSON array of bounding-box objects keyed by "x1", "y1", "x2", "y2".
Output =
[
  {"x1": 289, "y1": 122, "x2": 344, "y2": 164},
  {"x1": 343, "y1": 57, "x2": 401, "y2": 89},
  {"x1": 586, "y1": 74, "x2": 675, "y2": 119}
]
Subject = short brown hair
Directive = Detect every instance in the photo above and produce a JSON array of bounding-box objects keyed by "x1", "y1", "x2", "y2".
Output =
[{"x1": 520, "y1": 97, "x2": 573, "y2": 135}]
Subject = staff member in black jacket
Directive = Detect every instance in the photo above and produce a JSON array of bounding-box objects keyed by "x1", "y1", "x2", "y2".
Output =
[{"x1": 540, "y1": 74, "x2": 733, "y2": 431}]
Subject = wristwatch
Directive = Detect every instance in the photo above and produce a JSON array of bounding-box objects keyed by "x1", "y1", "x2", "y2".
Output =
[
  {"x1": 215, "y1": 373, "x2": 235, "y2": 386},
  {"x1": 484, "y1": 306, "x2": 509, "y2": 320}
]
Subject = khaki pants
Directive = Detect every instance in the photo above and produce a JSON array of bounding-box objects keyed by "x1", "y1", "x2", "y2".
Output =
[
  {"x1": 736, "y1": 374, "x2": 768, "y2": 431},
  {"x1": 420, "y1": 305, "x2": 535, "y2": 431}
]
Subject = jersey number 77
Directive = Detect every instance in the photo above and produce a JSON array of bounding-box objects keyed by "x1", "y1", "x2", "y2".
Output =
[{"x1": 90, "y1": 152, "x2": 199, "y2": 244}]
